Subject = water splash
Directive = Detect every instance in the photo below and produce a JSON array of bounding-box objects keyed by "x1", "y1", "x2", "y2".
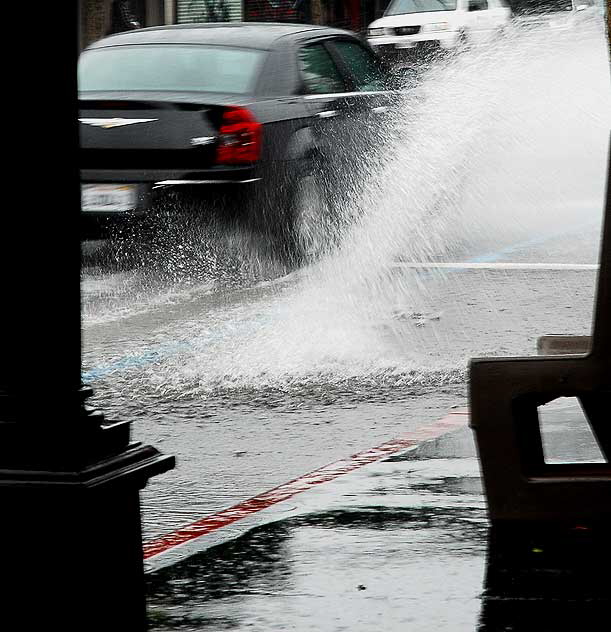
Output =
[{"x1": 86, "y1": 17, "x2": 611, "y2": 397}]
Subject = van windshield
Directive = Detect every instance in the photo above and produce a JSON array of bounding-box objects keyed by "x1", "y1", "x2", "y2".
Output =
[
  {"x1": 508, "y1": 0, "x2": 574, "y2": 13},
  {"x1": 385, "y1": 0, "x2": 458, "y2": 15}
]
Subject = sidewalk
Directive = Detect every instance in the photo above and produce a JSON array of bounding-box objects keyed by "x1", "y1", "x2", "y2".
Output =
[{"x1": 144, "y1": 401, "x2": 609, "y2": 631}]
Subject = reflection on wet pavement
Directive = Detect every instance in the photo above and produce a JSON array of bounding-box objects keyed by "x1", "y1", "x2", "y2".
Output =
[
  {"x1": 146, "y1": 404, "x2": 609, "y2": 631},
  {"x1": 145, "y1": 427, "x2": 485, "y2": 630},
  {"x1": 147, "y1": 508, "x2": 488, "y2": 631}
]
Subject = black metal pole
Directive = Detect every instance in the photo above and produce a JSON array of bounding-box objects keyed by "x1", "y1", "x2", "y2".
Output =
[
  {"x1": 590, "y1": 133, "x2": 611, "y2": 367},
  {"x1": 1, "y1": 8, "x2": 83, "y2": 423},
  {"x1": 0, "y1": 6, "x2": 174, "y2": 630}
]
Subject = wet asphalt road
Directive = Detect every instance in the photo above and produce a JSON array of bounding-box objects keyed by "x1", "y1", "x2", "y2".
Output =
[
  {"x1": 143, "y1": 405, "x2": 609, "y2": 632},
  {"x1": 80, "y1": 18, "x2": 610, "y2": 542},
  {"x1": 82, "y1": 258, "x2": 600, "y2": 540}
]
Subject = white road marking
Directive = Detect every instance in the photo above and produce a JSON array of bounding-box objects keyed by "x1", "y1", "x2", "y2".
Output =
[{"x1": 393, "y1": 262, "x2": 599, "y2": 271}]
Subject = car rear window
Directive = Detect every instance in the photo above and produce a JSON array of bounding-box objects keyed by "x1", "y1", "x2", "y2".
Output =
[{"x1": 78, "y1": 45, "x2": 266, "y2": 95}]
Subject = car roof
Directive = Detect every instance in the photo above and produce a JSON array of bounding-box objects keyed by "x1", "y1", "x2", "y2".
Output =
[{"x1": 86, "y1": 22, "x2": 356, "y2": 51}]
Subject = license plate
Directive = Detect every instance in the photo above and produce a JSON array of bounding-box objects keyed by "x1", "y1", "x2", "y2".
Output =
[
  {"x1": 81, "y1": 184, "x2": 137, "y2": 213},
  {"x1": 395, "y1": 42, "x2": 417, "y2": 49}
]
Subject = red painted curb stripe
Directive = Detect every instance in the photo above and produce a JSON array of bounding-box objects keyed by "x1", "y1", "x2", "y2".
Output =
[{"x1": 143, "y1": 410, "x2": 469, "y2": 560}]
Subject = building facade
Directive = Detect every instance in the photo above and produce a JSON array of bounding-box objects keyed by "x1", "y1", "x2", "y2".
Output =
[
  {"x1": 79, "y1": 0, "x2": 166, "y2": 50},
  {"x1": 176, "y1": 0, "x2": 243, "y2": 22},
  {"x1": 243, "y1": 1, "x2": 392, "y2": 32},
  {"x1": 176, "y1": 1, "x2": 392, "y2": 33},
  {"x1": 79, "y1": 1, "x2": 393, "y2": 51}
]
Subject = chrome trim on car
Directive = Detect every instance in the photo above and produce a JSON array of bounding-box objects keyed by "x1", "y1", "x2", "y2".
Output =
[
  {"x1": 317, "y1": 110, "x2": 338, "y2": 118},
  {"x1": 190, "y1": 136, "x2": 216, "y2": 146},
  {"x1": 152, "y1": 178, "x2": 261, "y2": 187},
  {"x1": 304, "y1": 90, "x2": 393, "y2": 99},
  {"x1": 79, "y1": 117, "x2": 158, "y2": 128}
]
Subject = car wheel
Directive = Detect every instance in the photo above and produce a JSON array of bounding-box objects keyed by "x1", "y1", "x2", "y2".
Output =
[
  {"x1": 283, "y1": 166, "x2": 341, "y2": 266},
  {"x1": 289, "y1": 173, "x2": 330, "y2": 262},
  {"x1": 230, "y1": 167, "x2": 337, "y2": 267}
]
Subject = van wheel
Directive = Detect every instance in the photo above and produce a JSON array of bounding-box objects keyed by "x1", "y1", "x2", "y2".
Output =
[{"x1": 456, "y1": 30, "x2": 469, "y2": 51}]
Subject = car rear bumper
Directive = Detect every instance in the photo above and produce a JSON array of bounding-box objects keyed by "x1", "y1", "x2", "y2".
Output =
[
  {"x1": 80, "y1": 166, "x2": 258, "y2": 184},
  {"x1": 80, "y1": 174, "x2": 262, "y2": 239}
]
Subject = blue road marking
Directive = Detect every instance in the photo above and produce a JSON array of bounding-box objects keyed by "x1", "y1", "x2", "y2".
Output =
[
  {"x1": 82, "y1": 341, "x2": 192, "y2": 382},
  {"x1": 467, "y1": 219, "x2": 601, "y2": 264}
]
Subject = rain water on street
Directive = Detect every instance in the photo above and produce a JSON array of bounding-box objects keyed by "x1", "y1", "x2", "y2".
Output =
[{"x1": 81, "y1": 16, "x2": 611, "y2": 540}]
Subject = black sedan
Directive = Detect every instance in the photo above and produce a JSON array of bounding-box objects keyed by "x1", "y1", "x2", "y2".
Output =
[{"x1": 79, "y1": 22, "x2": 398, "y2": 261}]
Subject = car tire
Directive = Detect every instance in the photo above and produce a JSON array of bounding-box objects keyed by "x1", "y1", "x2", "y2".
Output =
[
  {"x1": 283, "y1": 164, "x2": 341, "y2": 266},
  {"x1": 287, "y1": 173, "x2": 327, "y2": 263},
  {"x1": 231, "y1": 162, "x2": 337, "y2": 267}
]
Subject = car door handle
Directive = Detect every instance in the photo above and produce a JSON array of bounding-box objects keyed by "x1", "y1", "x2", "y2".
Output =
[
  {"x1": 372, "y1": 106, "x2": 388, "y2": 114},
  {"x1": 317, "y1": 110, "x2": 338, "y2": 119}
]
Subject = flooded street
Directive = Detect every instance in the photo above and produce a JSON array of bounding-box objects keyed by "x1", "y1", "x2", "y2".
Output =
[{"x1": 81, "y1": 17, "x2": 610, "y2": 541}]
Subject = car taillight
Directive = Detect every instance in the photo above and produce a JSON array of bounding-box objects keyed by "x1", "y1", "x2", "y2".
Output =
[{"x1": 216, "y1": 106, "x2": 262, "y2": 165}]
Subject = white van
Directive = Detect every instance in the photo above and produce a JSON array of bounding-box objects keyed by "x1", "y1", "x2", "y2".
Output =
[{"x1": 367, "y1": 0, "x2": 512, "y2": 54}]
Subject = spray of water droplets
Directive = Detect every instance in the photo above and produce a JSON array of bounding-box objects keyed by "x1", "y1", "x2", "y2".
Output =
[{"x1": 85, "y1": 16, "x2": 611, "y2": 398}]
